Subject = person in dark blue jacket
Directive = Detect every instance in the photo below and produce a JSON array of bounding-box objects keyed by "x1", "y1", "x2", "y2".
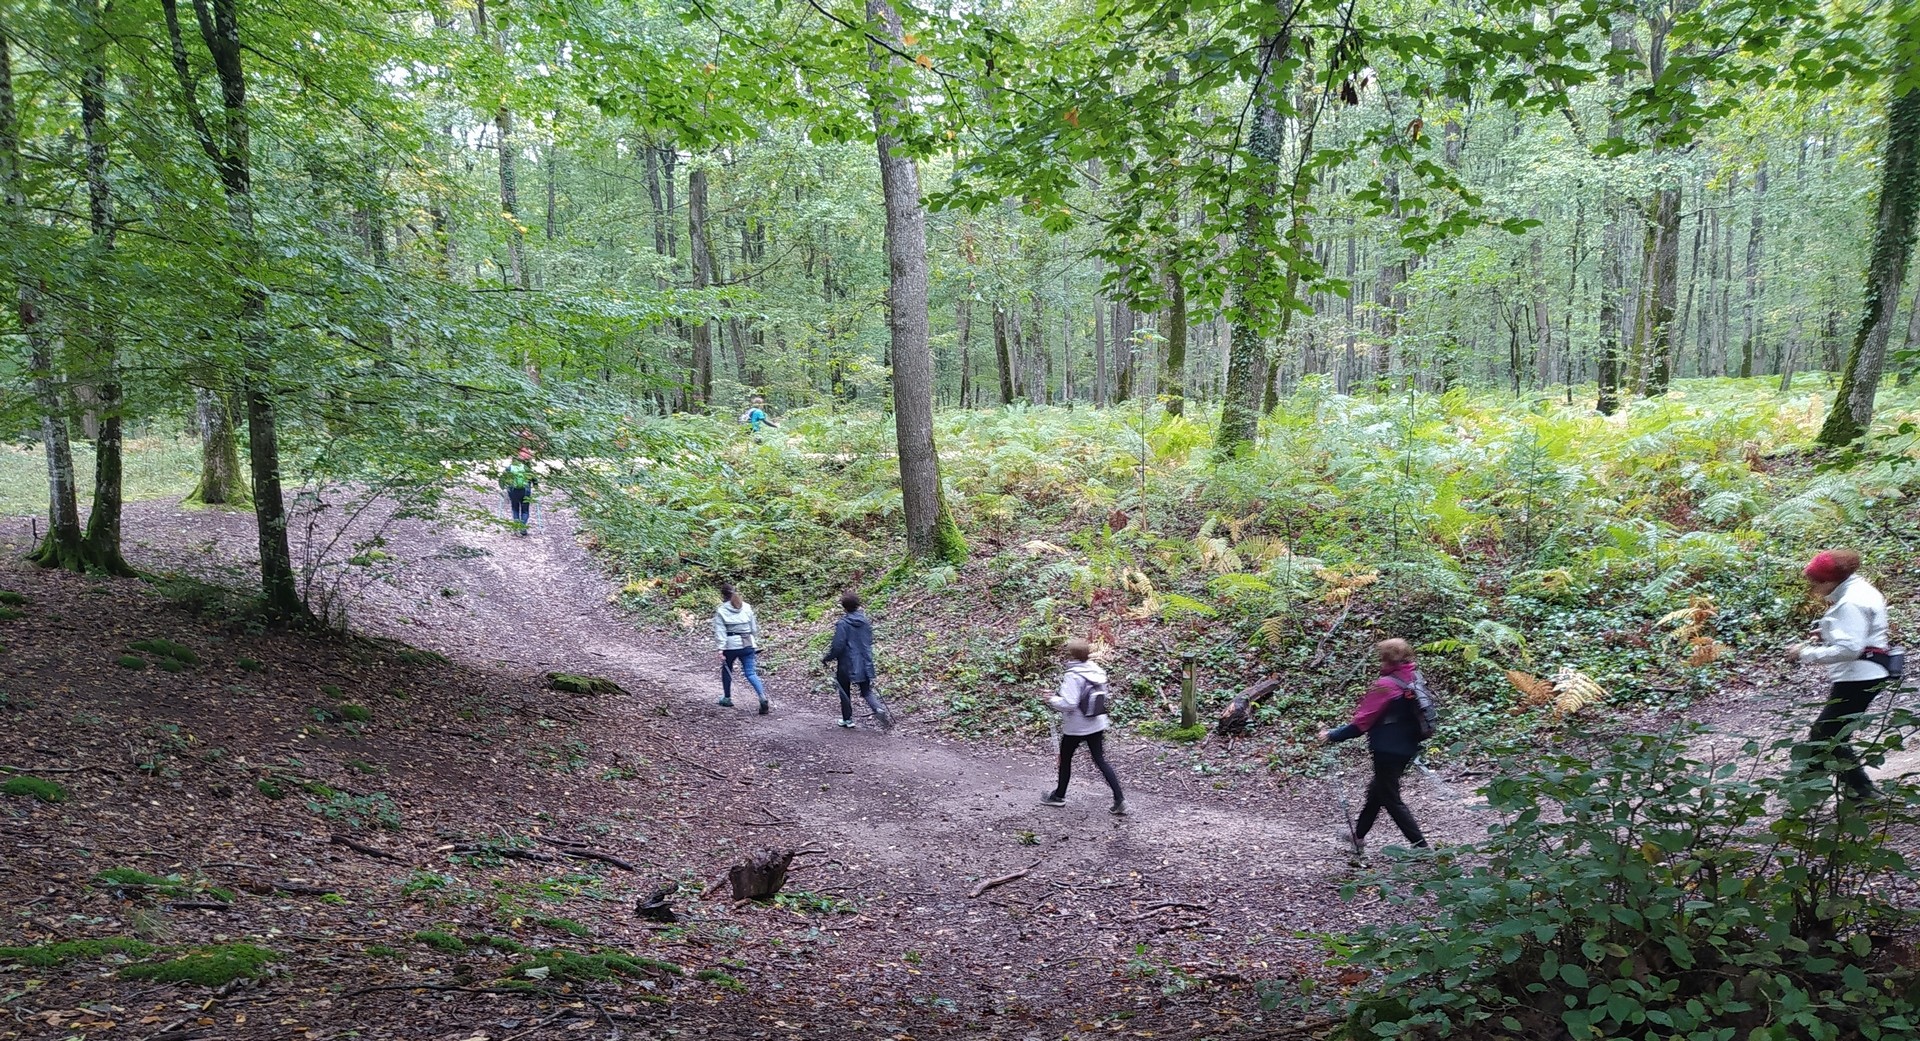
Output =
[
  {"x1": 821, "y1": 590, "x2": 892, "y2": 730},
  {"x1": 1321, "y1": 638, "x2": 1429, "y2": 855}
]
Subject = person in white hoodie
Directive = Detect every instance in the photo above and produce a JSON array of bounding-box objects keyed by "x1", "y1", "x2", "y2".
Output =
[
  {"x1": 713, "y1": 584, "x2": 771, "y2": 715},
  {"x1": 1787, "y1": 549, "x2": 1895, "y2": 798},
  {"x1": 1040, "y1": 638, "x2": 1127, "y2": 815}
]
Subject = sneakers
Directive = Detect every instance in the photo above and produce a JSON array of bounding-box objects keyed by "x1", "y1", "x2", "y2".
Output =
[
  {"x1": 837, "y1": 719, "x2": 857, "y2": 729},
  {"x1": 716, "y1": 697, "x2": 734, "y2": 708},
  {"x1": 758, "y1": 698, "x2": 771, "y2": 716},
  {"x1": 1039, "y1": 791, "x2": 1066, "y2": 807},
  {"x1": 1110, "y1": 800, "x2": 1129, "y2": 816}
]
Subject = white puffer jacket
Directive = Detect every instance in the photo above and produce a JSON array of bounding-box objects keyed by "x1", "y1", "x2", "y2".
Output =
[{"x1": 1800, "y1": 575, "x2": 1891, "y2": 683}]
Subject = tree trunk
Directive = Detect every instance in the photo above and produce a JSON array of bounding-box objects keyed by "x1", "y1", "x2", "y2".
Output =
[
  {"x1": 1216, "y1": 15, "x2": 1288, "y2": 456},
  {"x1": 73, "y1": 0, "x2": 130, "y2": 575},
  {"x1": 992, "y1": 304, "x2": 1015, "y2": 405},
  {"x1": 1, "y1": 28, "x2": 84, "y2": 568},
  {"x1": 1160, "y1": 245, "x2": 1188, "y2": 415},
  {"x1": 688, "y1": 161, "x2": 713, "y2": 407},
  {"x1": 1026, "y1": 293, "x2": 1045, "y2": 403},
  {"x1": 169, "y1": 0, "x2": 304, "y2": 620},
  {"x1": 1112, "y1": 277, "x2": 1134, "y2": 404},
  {"x1": 868, "y1": 0, "x2": 964, "y2": 563},
  {"x1": 188, "y1": 387, "x2": 248, "y2": 505},
  {"x1": 1818, "y1": 29, "x2": 1920, "y2": 447},
  {"x1": 1093, "y1": 269, "x2": 1108, "y2": 406},
  {"x1": 1644, "y1": 181, "x2": 1682, "y2": 395},
  {"x1": 1740, "y1": 161, "x2": 1767, "y2": 379},
  {"x1": 1898, "y1": 280, "x2": 1920, "y2": 385},
  {"x1": 956, "y1": 293, "x2": 973, "y2": 408},
  {"x1": 1595, "y1": 17, "x2": 1633, "y2": 414}
]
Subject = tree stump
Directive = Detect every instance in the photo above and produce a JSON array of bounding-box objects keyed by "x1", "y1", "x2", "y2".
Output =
[
  {"x1": 728, "y1": 849, "x2": 795, "y2": 901},
  {"x1": 635, "y1": 882, "x2": 678, "y2": 922},
  {"x1": 546, "y1": 672, "x2": 626, "y2": 696},
  {"x1": 1216, "y1": 677, "x2": 1283, "y2": 735}
]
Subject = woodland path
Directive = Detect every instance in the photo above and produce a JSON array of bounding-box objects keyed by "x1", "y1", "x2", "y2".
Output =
[{"x1": 9, "y1": 490, "x2": 1737, "y2": 1037}]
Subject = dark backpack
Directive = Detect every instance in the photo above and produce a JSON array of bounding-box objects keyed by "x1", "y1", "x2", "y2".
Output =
[
  {"x1": 1385, "y1": 670, "x2": 1439, "y2": 741},
  {"x1": 1075, "y1": 670, "x2": 1112, "y2": 717}
]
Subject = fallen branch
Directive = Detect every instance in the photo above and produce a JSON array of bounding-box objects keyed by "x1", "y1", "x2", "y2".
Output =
[
  {"x1": 1126, "y1": 901, "x2": 1210, "y2": 922},
  {"x1": 441, "y1": 843, "x2": 562, "y2": 865},
  {"x1": 532, "y1": 837, "x2": 636, "y2": 871},
  {"x1": 340, "y1": 982, "x2": 540, "y2": 999},
  {"x1": 168, "y1": 900, "x2": 236, "y2": 912},
  {"x1": 660, "y1": 750, "x2": 727, "y2": 780},
  {"x1": 969, "y1": 860, "x2": 1041, "y2": 899},
  {"x1": 0, "y1": 763, "x2": 96, "y2": 774},
  {"x1": 329, "y1": 835, "x2": 404, "y2": 862}
]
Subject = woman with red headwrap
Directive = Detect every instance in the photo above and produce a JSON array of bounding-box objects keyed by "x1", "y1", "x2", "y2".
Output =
[{"x1": 1787, "y1": 550, "x2": 1894, "y2": 799}]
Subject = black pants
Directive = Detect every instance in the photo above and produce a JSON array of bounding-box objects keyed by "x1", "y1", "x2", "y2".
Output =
[
  {"x1": 1052, "y1": 731, "x2": 1123, "y2": 803},
  {"x1": 1355, "y1": 752, "x2": 1427, "y2": 847},
  {"x1": 1802, "y1": 679, "x2": 1889, "y2": 796},
  {"x1": 835, "y1": 673, "x2": 887, "y2": 722},
  {"x1": 507, "y1": 486, "x2": 531, "y2": 526}
]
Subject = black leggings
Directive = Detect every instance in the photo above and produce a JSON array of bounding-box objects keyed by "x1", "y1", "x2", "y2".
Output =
[
  {"x1": 1355, "y1": 752, "x2": 1427, "y2": 847},
  {"x1": 1053, "y1": 731, "x2": 1123, "y2": 802},
  {"x1": 1802, "y1": 679, "x2": 1889, "y2": 796}
]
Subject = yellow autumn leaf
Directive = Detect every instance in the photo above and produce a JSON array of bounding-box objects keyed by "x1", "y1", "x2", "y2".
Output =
[
  {"x1": 1640, "y1": 840, "x2": 1660, "y2": 863},
  {"x1": 902, "y1": 32, "x2": 918, "y2": 45},
  {"x1": 915, "y1": 53, "x2": 932, "y2": 69}
]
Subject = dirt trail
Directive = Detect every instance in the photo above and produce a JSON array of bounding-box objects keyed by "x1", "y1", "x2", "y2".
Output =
[{"x1": 74, "y1": 495, "x2": 1493, "y2": 1034}]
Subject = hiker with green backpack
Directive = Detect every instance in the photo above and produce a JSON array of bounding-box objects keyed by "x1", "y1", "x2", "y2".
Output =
[
  {"x1": 1321, "y1": 638, "x2": 1434, "y2": 856},
  {"x1": 1040, "y1": 637, "x2": 1127, "y2": 816}
]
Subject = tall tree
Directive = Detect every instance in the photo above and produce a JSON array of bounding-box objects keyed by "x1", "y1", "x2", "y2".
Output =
[
  {"x1": 1, "y1": 19, "x2": 84, "y2": 568},
  {"x1": 1818, "y1": 18, "x2": 1920, "y2": 447},
  {"x1": 165, "y1": 0, "x2": 309, "y2": 621},
  {"x1": 867, "y1": 0, "x2": 964, "y2": 562},
  {"x1": 1216, "y1": 14, "x2": 1287, "y2": 456},
  {"x1": 1739, "y1": 160, "x2": 1767, "y2": 379},
  {"x1": 688, "y1": 159, "x2": 714, "y2": 406},
  {"x1": 73, "y1": 0, "x2": 131, "y2": 575}
]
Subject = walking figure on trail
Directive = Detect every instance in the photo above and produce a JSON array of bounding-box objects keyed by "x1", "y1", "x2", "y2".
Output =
[
  {"x1": 821, "y1": 590, "x2": 893, "y2": 730},
  {"x1": 741, "y1": 395, "x2": 779, "y2": 435},
  {"x1": 1040, "y1": 638, "x2": 1127, "y2": 816},
  {"x1": 1322, "y1": 638, "x2": 1430, "y2": 856},
  {"x1": 499, "y1": 448, "x2": 538, "y2": 536},
  {"x1": 713, "y1": 583, "x2": 771, "y2": 715},
  {"x1": 1787, "y1": 549, "x2": 1897, "y2": 800}
]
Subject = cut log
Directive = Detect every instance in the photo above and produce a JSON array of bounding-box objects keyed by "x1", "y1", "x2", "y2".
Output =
[
  {"x1": 728, "y1": 849, "x2": 796, "y2": 901},
  {"x1": 1215, "y1": 677, "x2": 1284, "y2": 735}
]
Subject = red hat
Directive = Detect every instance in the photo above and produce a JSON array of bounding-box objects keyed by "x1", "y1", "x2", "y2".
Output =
[{"x1": 1803, "y1": 551, "x2": 1854, "y2": 584}]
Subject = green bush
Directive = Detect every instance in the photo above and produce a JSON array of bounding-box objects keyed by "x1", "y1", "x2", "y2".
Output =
[
  {"x1": 0, "y1": 938, "x2": 153, "y2": 967},
  {"x1": 1331, "y1": 719, "x2": 1920, "y2": 1041},
  {"x1": 120, "y1": 943, "x2": 279, "y2": 986},
  {"x1": 2, "y1": 775, "x2": 68, "y2": 803}
]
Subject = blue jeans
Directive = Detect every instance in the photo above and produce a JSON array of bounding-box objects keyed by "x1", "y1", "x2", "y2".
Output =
[
  {"x1": 721, "y1": 648, "x2": 767, "y2": 702},
  {"x1": 507, "y1": 487, "x2": 531, "y2": 527}
]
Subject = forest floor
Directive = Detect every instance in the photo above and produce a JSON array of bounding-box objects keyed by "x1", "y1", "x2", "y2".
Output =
[{"x1": 0, "y1": 492, "x2": 1872, "y2": 1041}]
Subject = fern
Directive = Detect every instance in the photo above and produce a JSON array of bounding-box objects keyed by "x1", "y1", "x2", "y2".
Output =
[{"x1": 1159, "y1": 592, "x2": 1218, "y2": 619}]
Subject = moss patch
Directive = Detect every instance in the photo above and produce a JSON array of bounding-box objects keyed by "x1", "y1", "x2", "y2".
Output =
[
  {"x1": 336, "y1": 703, "x2": 372, "y2": 723},
  {"x1": 117, "y1": 655, "x2": 148, "y2": 670},
  {"x1": 127, "y1": 638, "x2": 198, "y2": 666},
  {"x1": 120, "y1": 943, "x2": 279, "y2": 986},
  {"x1": 546, "y1": 672, "x2": 626, "y2": 696},
  {"x1": 0, "y1": 938, "x2": 155, "y2": 967},
  {"x1": 2, "y1": 775, "x2": 69, "y2": 803},
  {"x1": 0, "y1": 590, "x2": 27, "y2": 605},
  {"x1": 94, "y1": 868, "x2": 234, "y2": 903},
  {"x1": 505, "y1": 949, "x2": 684, "y2": 985},
  {"x1": 412, "y1": 930, "x2": 467, "y2": 953}
]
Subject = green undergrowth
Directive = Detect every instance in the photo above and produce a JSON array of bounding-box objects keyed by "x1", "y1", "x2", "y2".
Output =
[
  {"x1": 576, "y1": 378, "x2": 1919, "y2": 757},
  {"x1": 0, "y1": 938, "x2": 154, "y2": 967},
  {"x1": 503, "y1": 948, "x2": 685, "y2": 986},
  {"x1": 120, "y1": 943, "x2": 279, "y2": 986},
  {"x1": 2, "y1": 775, "x2": 69, "y2": 803}
]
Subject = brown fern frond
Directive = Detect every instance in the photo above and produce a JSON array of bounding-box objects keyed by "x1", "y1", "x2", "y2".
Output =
[
  {"x1": 1550, "y1": 667, "x2": 1608, "y2": 719},
  {"x1": 1507, "y1": 669, "x2": 1556, "y2": 707},
  {"x1": 1685, "y1": 637, "x2": 1730, "y2": 666}
]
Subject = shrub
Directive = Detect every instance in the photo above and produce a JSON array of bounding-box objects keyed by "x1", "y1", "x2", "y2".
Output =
[
  {"x1": 2, "y1": 775, "x2": 68, "y2": 803},
  {"x1": 1331, "y1": 719, "x2": 1920, "y2": 1041},
  {"x1": 120, "y1": 943, "x2": 279, "y2": 986}
]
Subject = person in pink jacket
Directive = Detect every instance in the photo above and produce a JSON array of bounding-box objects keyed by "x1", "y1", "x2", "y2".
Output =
[{"x1": 1321, "y1": 638, "x2": 1429, "y2": 855}]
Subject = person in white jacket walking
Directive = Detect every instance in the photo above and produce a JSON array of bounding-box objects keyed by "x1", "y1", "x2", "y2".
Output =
[
  {"x1": 1787, "y1": 549, "x2": 1895, "y2": 798},
  {"x1": 713, "y1": 584, "x2": 771, "y2": 715},
  {"x1": 1040, "y1": 638, "x2": 1127, "y2": 815}
]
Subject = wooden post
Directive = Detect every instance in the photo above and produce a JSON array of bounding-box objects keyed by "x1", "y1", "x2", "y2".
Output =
[{"x1": 1180, "y1": 653, "x2": 1198, "y2": 728}]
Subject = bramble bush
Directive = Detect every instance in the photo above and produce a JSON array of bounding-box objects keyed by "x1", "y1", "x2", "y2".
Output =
[{"x1": 1330, "y1": 715, "x2": 1920, "y2": 1040}]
